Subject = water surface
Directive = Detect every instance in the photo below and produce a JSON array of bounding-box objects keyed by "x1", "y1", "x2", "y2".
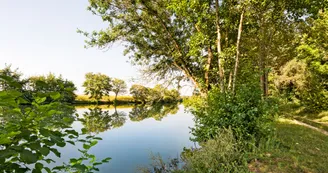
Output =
[{"x1": 55, "y1": 104, "x2": 195, "y2": 173}]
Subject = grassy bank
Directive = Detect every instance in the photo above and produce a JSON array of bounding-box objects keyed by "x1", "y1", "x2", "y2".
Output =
[{"x1": 250, "y1": 118, "x2": 328, "y2": 173}]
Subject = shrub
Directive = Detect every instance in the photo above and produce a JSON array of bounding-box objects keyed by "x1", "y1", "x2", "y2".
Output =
[
  {"x1": 138, "y1": 129, "x2": 249, "y2": 173},
  {"x1": 181, "y1": 129, "x2": 249, "y2": 173},
  {"x1": 191, "y1": 84, "x2": 278, "y2": 144}
]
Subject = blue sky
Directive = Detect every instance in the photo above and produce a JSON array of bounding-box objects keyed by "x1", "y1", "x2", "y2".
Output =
[
  {"x1": 0, "y1": 0, "x2": 193, "y2": 95},
  {"x1": 0, "y1": 0, "x2": 138, "y2": 94}
]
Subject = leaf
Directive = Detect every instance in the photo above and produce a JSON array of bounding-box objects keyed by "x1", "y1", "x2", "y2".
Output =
[
  {"x1": 68, "y1": 135, "x2": 76, "y2": 139},
  {"x1": 44, "y1": 159, "x2": 55, "y2": 164},
  {"x1": 52, "y1": 165, "x2": 66, "y2": 170},
  {"x1": 86, "y1": 135, "x2": 94, "y2": 139},
  {"x1": 101, "y1": 157, "x2": 111, "y2": 163},
  {"x1": 90, "y1": 140, "x2": 98, "y2": 147},
  {"x1": 39, "y1": 147, "x2": 50, "y2": 156},
  {"x1": 43, "y1": 140, "x2": 56, "y2": 147},
  {"x1": 81, "y1": 128, "x2": 88, "y2": 134},
  {"x1": 40, "y1": 128, "x2": 51, "y2": 137},
  {"x1": 29, "y1": 142, "x2": 41, "y2": 150},
  {"x1": 65, "y1": 130, "x2": 79, "y2": 137},
  {"x1": 20, "y1": 150, "x2": 38, "y2": 164},
  {"x1": 93, "y1": 162, "x2": 102, "y2": 166},
  {"x1": 78, "y1": 139, "x2": 87, "y2": 143},
  {"x1": 56, "y1": 141, "x2": 66, "y2": 147},
  {"x1": 89, "y1": 154, "x2": 96, "y2": 163},
  {"x1": 63, "y1": 117, "x2": 73, "y2": 123},
  {"x1": 92, "y1": 167, "x2": 100, "y2": 171},
  {"x1": 44, "y1": 167, "x2": 51, "y2": 173},
  {"x1": 67, "y1": 141, "x2": 75, "y2": 145},
  {"x1": 32, "y1": 168, "x2": 42, "y2": 173},
  {"x1": 83, "y1": 144, "x2": 91, "y2": 150},
  {"x1": 50, "y1": 92, "x2": 61, "y2": 100},
  {"x1": 35, "y1": 97, "x2": 47, "y2": 104},
  {"x1": 72, "y1": 164, "x2": 87, "y2": 172},
  {"x1": 0, "y1": 136, "x2": 12, "y2": 145},
  {"x1": 0, "y1": 75, "x2": 22, "y2": 88},
  {"x1": 70, "y1": 158, "x2": 78, "y2": 165},
  {"x1": 35, "y1": 162, "x2": 43, "y2": 170},
  {"x1": 50, "y1": 148, "x2": 61, "y2": 158},
  {"x1": 0, "y1": 149, "x2": 16, "y2": 159},
  {"x1": 93, "y1": 137, "x2": 102, "y2": 140},
  {"x1": 17, "y1": 97, "x2": 29, "y2": 104}
]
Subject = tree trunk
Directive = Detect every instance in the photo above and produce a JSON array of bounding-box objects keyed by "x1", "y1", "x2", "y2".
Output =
[
  {"x1": 114, "y1": 93, "x2": 118, "y2": 104},
  {"x1": 205, "y1": 47, "x2": 213, "y2": 91},
  {"x1": 232, "y1": 10, "x2": 245, "y2": 93},
  {"x1": 259, "y1": 55, "x2": 269, "y2": 96},
  {"x1": 215, "y1": 0, "x2": 224, "y2": 92},
  {"x1": 258, "y1": 22, "x2": 269, "y2": 97},
  {"x1": 228, "y1": 71, "x2": 233, "y2": 90}
]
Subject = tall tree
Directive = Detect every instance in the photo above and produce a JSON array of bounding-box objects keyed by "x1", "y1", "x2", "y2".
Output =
[
  {"x1": 80, "y1": 0, "x2": 326, "y2": 95},
  {"x1": 83, "y1": 73, "x2": 112, "y2": 101},
  {"x1": 111, "y1": 78, "x2": 127, "y2": 103},
  {"x1": 129, "y1": 84, "x2": 149, "y2": 104}
]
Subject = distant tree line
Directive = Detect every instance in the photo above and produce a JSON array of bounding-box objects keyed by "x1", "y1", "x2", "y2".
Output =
[
  {"x1": 130, "y1": 84, "x2": 181, "y2": 104},
  {"x1": 0, "y1": 67, "x2": 181, "y2": 105},
  {"x1": 82, "y1": 72, "x2": 181, "y2": 104}
]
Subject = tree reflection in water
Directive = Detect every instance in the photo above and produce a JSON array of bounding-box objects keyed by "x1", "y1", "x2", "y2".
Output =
[
  {"x1": 81, "y1": 103, "x2": 179, "y2": 133},
  {"x1": 82, "y1": 106, "x2": 127, "y2": 134},
  {"x1": 129, "y1": 103, "x2": 179, "y2": 122}
]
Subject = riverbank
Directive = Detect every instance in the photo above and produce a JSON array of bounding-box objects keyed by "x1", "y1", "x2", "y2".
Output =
[
  {"x1": 74, "y1": 95, "x2": 185, "y2": 105},
  {"x1": 74, "y1": 95, "x2": 137, "y2": 104}
]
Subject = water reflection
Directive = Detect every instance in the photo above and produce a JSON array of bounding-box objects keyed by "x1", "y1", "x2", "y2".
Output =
[
  {"x1": 82, "y1": 107, "x2": 127, "y2": 133},
  {"x1": 57, "y1": 103, "x2": 194, "y2": 173},
  {"x1": 129, "y1": 103, "x2": 179, "y2": 121},
  {"x1": 81, "y1": 103, "x2": 180, "y2": 133}
]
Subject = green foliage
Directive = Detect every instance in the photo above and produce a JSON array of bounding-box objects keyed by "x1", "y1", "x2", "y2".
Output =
[
  {"x1": 130, "y1": 84, "x2": 150, "y2": 103},
  {"x1": 27, "y1": 73, "x2": 77, "y2": 103},
  {"x1": 80, "y1": 0, "x2": 326, "y2": 95},
  {"x1": 0, "y1": 66, "x2": 77, "y2": 104},
  {"x1": 139, "y1": 129, "x2": 249, "y2": 173},
  {"x1": 0, "y1": 65, "x2": 27, "y2": 91},
  {"x1": 273, "y1": 11, "x2": 328, "y2": 111},
  {"x1": 296, "y1": 11, "x2": 328, "y2": 111},
  {"x1": 275, "y1": 59, "x2": 309, "y2": 101},
  {"x1": 52, "y1": 134, "x2": 111, "y2": 173},
  {"x1": 111, "y1": 78, "x2": 127, "y2": 102},
  {"x1": 191, "y1": 84, "x2": 278, "y2": 143},
  {"x1": 163, "y1": 89, "x2": 181, "y2": 103},
  {"x1": 83, "y1": 72, "x2": 112, "y2": 101},
  {"x1": 181, "y1": 129, "x2": 249, "y2": 173},
  {"x1": 130, "y1": 84, "x2": 181, "y2": 104},
  {"x1": 0, "y1": 75, "x2": 109, "y2": 173}
]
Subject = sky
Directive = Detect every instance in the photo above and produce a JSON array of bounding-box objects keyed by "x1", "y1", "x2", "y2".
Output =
[{"x1": 0, "y1": 0, "x2": 193, "y2": 95}]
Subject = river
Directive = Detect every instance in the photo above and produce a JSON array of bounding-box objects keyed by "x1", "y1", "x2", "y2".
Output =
[{"x1": 53, "y1": 104, "x2": 195, "y2": 173}]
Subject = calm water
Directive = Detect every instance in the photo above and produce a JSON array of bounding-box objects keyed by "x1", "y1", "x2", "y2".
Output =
[{"x1": 54, "y1": 104, "x2": 195, "y2": 173}]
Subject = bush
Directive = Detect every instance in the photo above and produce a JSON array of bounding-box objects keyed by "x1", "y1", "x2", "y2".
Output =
[
  {"x1": 191, "y1": 84, "x2": 278, "y2": 144},
  {"x1": 138, "y1": 129, "x2": 250, "y2": 173},
  {"x1": 182, "y1": 129, "x2": 249, "y2": 173}
]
